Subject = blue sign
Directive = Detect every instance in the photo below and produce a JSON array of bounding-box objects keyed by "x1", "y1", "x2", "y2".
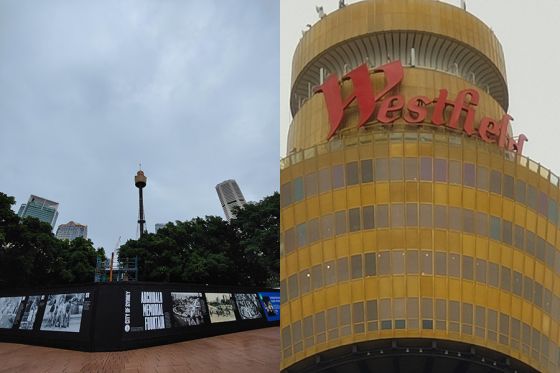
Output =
[{"x1": 257, "y1": 292, "x2": 279, "y2": 322}]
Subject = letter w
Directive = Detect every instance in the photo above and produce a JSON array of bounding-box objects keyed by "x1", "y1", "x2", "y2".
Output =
[{"x1": 315, "y1": 61, "x2": 403, "y2": 140}]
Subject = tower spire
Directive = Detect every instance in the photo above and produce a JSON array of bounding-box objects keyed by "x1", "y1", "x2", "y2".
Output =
[{"x1": 134, "y1": 168, "x2": 147, "y2": 237}]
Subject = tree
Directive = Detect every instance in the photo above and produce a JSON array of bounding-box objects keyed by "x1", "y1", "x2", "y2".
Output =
[
  {"x1": 231, "y1": 192, "x2": 279, "y2": 287},
  {"x1": 118, "y1": 192, "x2": 279, "y2": 287},
  {"x1": 0, "y1": 192, "x2": 102, "y2": 288}
]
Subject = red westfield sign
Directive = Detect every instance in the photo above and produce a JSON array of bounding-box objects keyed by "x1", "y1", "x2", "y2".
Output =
[{"x1": 315, "y1": 61, "x2": 527, "y2": 154}]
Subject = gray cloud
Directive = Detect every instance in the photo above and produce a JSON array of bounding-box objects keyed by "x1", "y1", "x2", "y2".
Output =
[{"x1": 0, "y1": 0, "x2": 279, "y2": 253}]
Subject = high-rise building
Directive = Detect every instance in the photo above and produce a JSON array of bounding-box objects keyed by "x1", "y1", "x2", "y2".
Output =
[
  {"x1": 281, "y1": 1, "x2": 556, "y2": 372},
  {"x1": 55, "y1": 221, "x2": 87, "y2": 241},
  {"x1": 17, "y1": 195, "x2": 59, "y2": 228},
  {"x1": 216, "y1": 179, "x2": 246, "y2": 221}
]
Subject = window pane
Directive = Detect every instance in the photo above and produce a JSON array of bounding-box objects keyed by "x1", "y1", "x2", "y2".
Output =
[
  {"x1": 353, "y1": 302, "x2": 364, "y2": 324},
  {"x1": 502, "y1": 220, "x2": 512, "y2": 245},
  {"x1": 475, "y1": 259, "x2": 487, "y2": 283},
  {"x1": 307, "y1": 218, "x2": 319, "y2": 244},
  {"x1": 513, "y1": 271, "x2": 522, "y2": 296},
  {"x1": 463, "y1": 163, "x2": 475, "y2": 187},
  {"x1": 284, "y1": 228, "x2": 296, "y2": 254},
  {"x1": 324, "y1": 260, "x2": 336, "y2": 286},
  {"x1": 449, "y1": 207, "x2": 462, "y2": 230},
  {"x1": 378, "y1": 252, "x2": 391, "y2": 275},
  {"x1": 421, "y1": 251, "x2": 432, "y2": 275},
  {"x1": 315, "y1": 312, "x2": 325, "y2": 333},
  {"x1": 503, "y1": 174, "x2": 514, "y2": 199},
  {"x1": 296, "y1": 223, "x2": 306, "y2": 248},
  {"x1": 335, "y1": 211, "x2": 347, "y2": 235},
  {"x1": 406, "y1": 203, "x2": 418, "y2": 226},
  {"x1": 391, "y1": 251, "x2": 405, "y2": 274},
  {"x1": 375, "y1": 158, "x2": 388, "y2": 181},
  {"x1": 490, "y1": 216, "x2": 501, "y2": 241},
  {"x1": 375, "y1": 205, "x2": 389, "y2": 228},
  {"x1": 463, "y1": 256, "x2": 474, "y2": 280},
  {"x1": 364, "y1": 253, "x2": 376, "y2": 276},
  {"x1": 515, "y1": 179, "x2": 526, "y2": 203},
  {"x1": 420, "y1": 157, "x2": 432, "y2": 181},
  {"x1": 299, "y1": 269, "x2": 311, "y2": 294},
  {"x1": 407, "y1": 298, "x2": 419, "y2": 319},
  {"x1": 288, "y1": 274, "x2": 299, "y2": 300},
  {"x1": 449, "y1": 253, "x2": 460, "y2": 277},
  {"x1": 390, "y1": 158, "x2": 403, "y2": 180},
  {"x1": 477, "y1": 166, "x2": 489, "y2": 190},
  {"x1": 406, "y1": 250, "x2": 419, "y2": 274},
  {"x1": 434, "y1": 158, "x2": 447, "y2": 182},
  {"x1": 391, "y1": 204, "x2": 404, "y2": 227},
  {"x1": 449, "y1": 160, "x2": 462, "y2": 184},
  {"x1": 435, "y1": 252, "x2": 447, "y2": 275},
  {"x1": 346, "y1": 162, "x2": 359, "y2": 186},
  {"x1": 319, "y1": 168, "x2": 331, "y2": 193},
  {"x1": 337, "y1": 257, "x2": 348, "y2": 282},
  {"x1": 321, "y1": 214, "x2": 333, "y2": 239},
  {"x1": 434, "y1": 205, "x2": 447, "y2": 229},
  {"x1": 475, "y1": 212, "x2": 488, "y2": 236},
  {"x1": 305, "y1": 172, "x2": 318, "y2": 197},
  {"x1": 501, "y1": 266, "x2": 511, "y2": 292},
  {"x1": 490, "y1": 170, "x2": 502, "y2": 194},
  {"x1": 404, "y1": 158, "x2": 418, "y2": 181},
  {"x1": 514, "y1": 225, "x2": 525, "y2": 250},
  {"x1": 312, "y1": 264, "x2": 323, "y2": 290},
  {"x1": 332, "y1": 164, "x2": 345, "y2": 189},
  {"x1": 281, "y1": 182, "x2": 292, "y2": 207},
  {"x1": 463, "y1": 209, "x2": 474, "y2": 233},
  {"x1": 363, "y1": 206, "x2": 374, "y2": 230},
  {"x1": 293, "y1": 177, "x2": 304, "y2": 202},
  {"x1": 527, "y1": 185, "x2": 537, "y2": 210},
  {"x1": 523, "y1": 276, "x2": 533, "y2": 302},
  {"x1": 419, "y1": 204, "x2": 433, "y2": 227},
  {"x1": 366, "y1": 300, "x2": 378, "y2": 321},
  {"x1": 349, "y1": 208, "x2": 361, "y2": 232},
  {"x1": 351, "y1": 255, "x2": 363, "y2": 279},
  {"x1": 361, "y1": 160, "x2": 373, "y2": 183},
  {"x1": 488, "y1": 262, "x2": 499, "y2": 287}
]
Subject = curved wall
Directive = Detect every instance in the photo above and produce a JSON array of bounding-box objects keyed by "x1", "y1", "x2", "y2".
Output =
[{"x1": 280, "y1": 0, "x2": 558, "y2": 372}]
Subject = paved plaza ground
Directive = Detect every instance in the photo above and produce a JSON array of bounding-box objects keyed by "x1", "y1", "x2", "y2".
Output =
[{"x1": 0, "y1": 327, "x2": 279, "y2": 373}]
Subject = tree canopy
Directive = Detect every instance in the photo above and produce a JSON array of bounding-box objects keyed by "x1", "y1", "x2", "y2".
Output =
[
  {"x1": 118, "y1": 192, "x2": 279, "y2": 287},
  {"x1": 0, "y1": 192, "x2": 104, "y2": 289}
]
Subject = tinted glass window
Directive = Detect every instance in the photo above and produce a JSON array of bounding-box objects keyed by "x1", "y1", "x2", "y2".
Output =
[
  {"x1": 361, "y1": 160, "x2": 373, "y2": 183},
  {"x1": 434, "y1": 159, "x2": 447, "y2": 182},
  {"x1": 375, "y1": 158, "x2": 388, "y2": 181},
  {"x1": 463, "y1": 163, "x2": 475, "y2": 187},
  {"x1": 420, "y1": 158, "x2": 432, "y2": 181},
  {"x1": 404, "y1": 158, "x2": 418, "y2": 181},
  {"x1": 346, "y1": 162, "x2": 359, "y2": 186},
  {"x1": 332, "y1": 164, "x2": 345, "y2": 189},
  {"x1": 390, "y1": 158, "x2": 403, "y2": 180}
]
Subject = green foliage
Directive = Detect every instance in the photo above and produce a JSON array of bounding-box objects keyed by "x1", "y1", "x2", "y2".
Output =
[
  {"x1": 0, "y1": 192, "x2": 105, "y2": 289},
  {"x1": 119, "y1": 192, "x2": 279, "y2": 287}
]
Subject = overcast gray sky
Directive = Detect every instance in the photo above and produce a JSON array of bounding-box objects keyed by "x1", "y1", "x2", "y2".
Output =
[
  {"x1": 281, "y1": 0, "x2": 560, "y2": 179},
  {"x1": 0, "y1": 0, "x2": 279, "y2": 255}
]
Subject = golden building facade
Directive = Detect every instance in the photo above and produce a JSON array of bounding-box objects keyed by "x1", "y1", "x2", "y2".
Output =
[{"x1": 280, "y1": 1, "x2": 559, "y2": 372}]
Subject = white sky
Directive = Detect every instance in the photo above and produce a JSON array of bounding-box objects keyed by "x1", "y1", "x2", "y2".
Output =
[{"x1": 280, "y1": 0, "x2": 560, "y2": 178}]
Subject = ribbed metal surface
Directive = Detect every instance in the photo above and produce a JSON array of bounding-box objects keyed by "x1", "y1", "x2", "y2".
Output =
[{"x1": 290, "y1": 31, "x2": 508, "y2": 116}]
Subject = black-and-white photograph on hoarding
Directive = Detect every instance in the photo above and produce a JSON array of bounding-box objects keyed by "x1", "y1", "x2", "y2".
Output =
[
  {"x1": 234, "y1": 293, "x2": 263, "y2": 320},
  {"x1": 206, "y1": 293, "x2": 236, "y2": 323},
  {"x1": 0, "y1": 296, "x2": 24, "y2": 329},
  {"x1": 40, "y1": 293, "x2": 87, "y2": 333},
  {"x1": 171, "y1": 292, "x2": 207, "y2": 327},
  {"x1": 19, "y1": 295, "x2": 41, "y2": 330}
]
